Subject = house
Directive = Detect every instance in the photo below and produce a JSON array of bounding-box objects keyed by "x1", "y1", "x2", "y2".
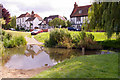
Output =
[
  {"x1": 16, "y1": 11, "x2": 42, "y2": 30},
  {"x1": 70, "y1": 2, "x2": 91, "y2": 29},
  {"x1": 39, "y1": 15, "x2": 66, "y2": 28},
  {"x1": 0, "y1": 4, "x2": 3, "y2": 18}
]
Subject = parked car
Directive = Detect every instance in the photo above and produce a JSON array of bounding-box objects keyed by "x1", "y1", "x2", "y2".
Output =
[
  {"x1": 9, "y1": 28, "x2": 15, "y2": 31},
  {"x1": 68, "y1": 27, "x2": 81, "y2": 31},
  {"x1": 31, "y1": 29, "x2": 43, "y2": 35},
  {"x1": 42, "y1": 28, "x2": 48, "y2": 32}
]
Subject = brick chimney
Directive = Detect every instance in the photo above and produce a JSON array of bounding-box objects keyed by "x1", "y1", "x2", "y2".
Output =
[
  {"x1": 74, "y1": 2, "x2": 78, "y2": 8},
  {"x1": 31, "y1": 11, "x2": 34, "y2": 17}
]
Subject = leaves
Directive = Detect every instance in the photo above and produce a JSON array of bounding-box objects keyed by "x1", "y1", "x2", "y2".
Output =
[
  {"x1": 88, "y1": 2, "x2": 120, "y2": 38},
  {"x1": 48, "y1": 18, "x2": 65, "y2": 28},
  {"x1": 2, "y1": 8, "x2": 11, "y2": 24}
]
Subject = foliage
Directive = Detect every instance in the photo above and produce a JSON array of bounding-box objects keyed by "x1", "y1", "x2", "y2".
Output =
[
  {"x1": 45, "y1": 29, "x2": 72, "y2": 48},
  {"x1": 2, "y1": 7, "x2": 11, "y2": 24},
  {"x1": 0, "y1": 29, "x2": 27, "y2": 48},
  {"x1": 99, "y1": 38, "x2": 120, "y2": 49},
  {"x1": 72, "y1": 31, "x2": 101, "y2": 49},
  {"x1": 66, "y1": 20, "x2": 72, "y2": 27},
  {"x1": 33, "y1": 53, "x2": 118, "y2": 78},
  {"x1": 0, "y1": 18, "x2": 5, "y2": 28},
  {"x1": 88, "y1": 2, "x2": 120, "y2": 38},
  {"x1": 3, "y1": 35, "x2": 27, "y2": 48},
  {"x1": 45, "y1": 29, "x2": 101, "y2": 49},
  {"x1": 48, "y1": 18, "x2": 65, "y2": 28},
  {"x1": 9, "y1": 16, "x2": 16, "y2": 28}
]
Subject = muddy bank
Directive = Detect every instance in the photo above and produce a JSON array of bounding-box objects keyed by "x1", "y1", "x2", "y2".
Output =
[{"x1": 0, "y1": 66, "x2": 51, "y2": 79}]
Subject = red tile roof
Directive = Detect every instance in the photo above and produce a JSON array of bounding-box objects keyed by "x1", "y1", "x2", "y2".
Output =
[
  {"x1": 34, "y1": 14, "x2": 42, "y2": 21},
  {"x1": 17, "y1": 12, "x2": 31, "y2": 18},
  {"x1": 17, "y1": 11, "x2": 43, "y2": 21},
  {"x1": 70, "y1": 2, "x2": 91, "y2": 18}
]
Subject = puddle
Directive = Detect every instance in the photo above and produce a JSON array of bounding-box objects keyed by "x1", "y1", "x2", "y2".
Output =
[{"x1": 2, "y1": 44, "x2": 116, "y2": 70}]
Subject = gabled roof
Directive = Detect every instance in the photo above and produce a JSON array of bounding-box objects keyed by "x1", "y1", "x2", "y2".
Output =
[
  {"x1": 17, "y1": 11, "x2": 43, "y2": 21},
  {"x1": 26, "y1": 17, "x2": 36, "y2": 21},
  {"x1": 70, "y1": 2, "x2": 91, "y2": 18},
  {"x1": 17, "y1": 12, "x2": 31, "y2": 18}
]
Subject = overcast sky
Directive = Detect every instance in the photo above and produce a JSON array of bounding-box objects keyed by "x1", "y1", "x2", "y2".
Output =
[{"x1": 1, "y1": 0, "x2": 92, "y2": 20}]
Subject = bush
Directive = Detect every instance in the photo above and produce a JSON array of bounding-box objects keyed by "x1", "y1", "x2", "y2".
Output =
[
  {"x1": 99, "y1": 38, "x2": 120, "y2": 49},
  {"x1": 45, "y1": 28, "x2": 72, "y2": 48},
  {"x1": 45, "y1": 29, "x2": 101, "y2": 49},
  {"x1": 3, "y1": 36, "x2": 27, "y2": 48},
  {"x1": 72, "y1": 31, "x2": 101, "y2": 49}
]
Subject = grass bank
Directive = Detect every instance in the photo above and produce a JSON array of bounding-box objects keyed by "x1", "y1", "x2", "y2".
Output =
[
  {"x1": 34, "y1": 31, "x2": 117, "y2": 43},
  {"x1": 4, "y1": 30, "x2": 31, "y2": 37},
  {"x1": 34, "y1": 32, "x2": 49, "y2": 43},
  {"x1": 33, "y1": 53, "x2": 118, "y2": 78}
]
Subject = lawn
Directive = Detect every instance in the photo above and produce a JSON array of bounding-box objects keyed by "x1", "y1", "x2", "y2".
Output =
[
  {"x1": 34, "y1": 31, "x2": 117, "y2": 43},
  {"x1": 4, "y1": 30, "x2": 31, "y2": 37},
  {"x1": 33, "y1": 53, "x2": 118, "y2": 78},
  {"x1": 34, "y1": 32, "x2": 49, "y2": 43}
]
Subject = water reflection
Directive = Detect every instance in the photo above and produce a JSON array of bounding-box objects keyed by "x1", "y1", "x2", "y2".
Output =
[{"x1": 2, "y1": 45, "x2": 115, "y2": 70}]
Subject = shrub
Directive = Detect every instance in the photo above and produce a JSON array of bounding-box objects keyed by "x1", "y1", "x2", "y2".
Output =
[
  {"x1": 99, "y1": 38, "x2": 120, "y2": 49},
  {"x1": 45, "y1": 28, "x2": 72, "y2": 48},
  {"x1": 45, "y1": 29, "x2": 101, "y2": 49},
  {"x1": 3, "y1": 35, "x2": 27, "y2": 48},
  {"x1": 73, "y1": 31, "x2": 101, "y2": 49},
  {"x1": 14, "y1": 36, "x2": 27, "y2": 46}
]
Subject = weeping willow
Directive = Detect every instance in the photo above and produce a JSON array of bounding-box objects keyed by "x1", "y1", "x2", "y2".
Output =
[{"x1": 88, "y1": 2, "x2": 120, "y2": 38}]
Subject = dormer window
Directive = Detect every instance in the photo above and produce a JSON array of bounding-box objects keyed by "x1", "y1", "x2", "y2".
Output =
[{"x1": 79, "y1": 10, "x2": 82, "y2": 14}]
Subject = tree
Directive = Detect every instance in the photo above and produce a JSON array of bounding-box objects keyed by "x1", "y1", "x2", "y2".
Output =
[
  {"x1": 88, "y1": 2, "x2": 120, "y2": 38},
  {"x1": 66, "y1": 20, "x2": 72, "y2": 27},
  {"x1": 2, "y1": 8, "x2": 11, "y2": 25},
  {"x1": 9, "y1": 16, "x2": 16, "y2": 28},
  {"x1": 49, "y1": 18, "x2": 65, "y2": 28},
  {"x1": 0, "y1": 18, "x2": 5, "y2": 28}
]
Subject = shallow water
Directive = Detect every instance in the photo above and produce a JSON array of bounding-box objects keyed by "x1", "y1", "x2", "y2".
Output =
[{"x1": 2, "y1": 44, "x2": 115, "y2": 70}]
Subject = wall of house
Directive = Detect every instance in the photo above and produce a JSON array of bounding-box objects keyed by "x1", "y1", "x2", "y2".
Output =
[
  {"x1": 16, "y1": 17, "x2": 29, "y2": 28},
  {"x1": 33, "y1": 18, "x2": 41, "y2": 29},
  {"x1": 70, "y1": 16, "x2": 88, "y2": 28}
]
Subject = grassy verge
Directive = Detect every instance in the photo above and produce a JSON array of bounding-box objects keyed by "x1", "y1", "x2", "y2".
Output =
[
  {"x1": 34, "y1": 32, "x2": 49, "y2": 43},
  {"x1": 33, "y1": 53, "x2": 118, "y2": 78},
  {"x1": 34, "y1": 31, "x2": 117, "y2": 43},
  {"x1": 4, "y1": 30, "x2": 31, "y2": 37}
]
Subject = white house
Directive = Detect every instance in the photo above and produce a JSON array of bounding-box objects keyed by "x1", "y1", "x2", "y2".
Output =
[
  {"x1": 16, "y1": 11, "x2": 42, "y2": 30},
  {"x1": 70, "y1": 2, "x2": 91, "y2": 29}
]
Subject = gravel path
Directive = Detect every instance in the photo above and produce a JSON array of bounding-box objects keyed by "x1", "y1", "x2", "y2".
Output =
[{"x1": 25, "y1": 36, "x2": 44, "y2": 45}]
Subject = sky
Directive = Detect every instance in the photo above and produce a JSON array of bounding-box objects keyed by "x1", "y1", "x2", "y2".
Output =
[{"x1": 0, "y1": 0, "x2": 92, "y2": 20}]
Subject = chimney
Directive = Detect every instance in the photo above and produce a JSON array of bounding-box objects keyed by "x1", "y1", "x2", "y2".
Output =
[
  {"x1": 74, "y1": 2, "x2": 78, "y2": 8},
  {"x1": 31, "y1": 11, "x2": 34, "y2": 17},
  {"x1": 31, "y1": 11, "x2": 34, "y2": 15}
]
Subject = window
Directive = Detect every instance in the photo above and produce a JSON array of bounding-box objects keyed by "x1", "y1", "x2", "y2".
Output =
[
  {"x1": 79, "y1": 10, "x2": 82, "y2": 14},
  {"x1": 77, "y1": 17, "x2": 81, "y2": 21}
]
